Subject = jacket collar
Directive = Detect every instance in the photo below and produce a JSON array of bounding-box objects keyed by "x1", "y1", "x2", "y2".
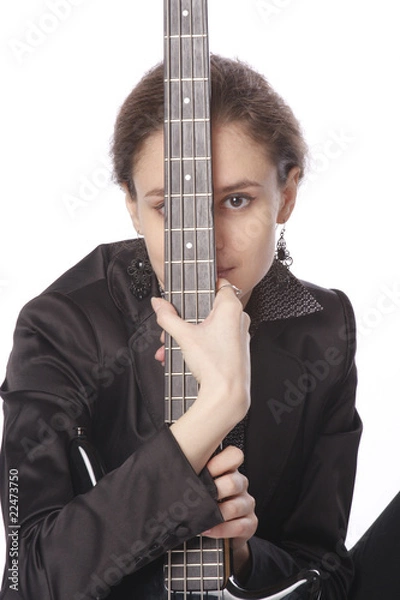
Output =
[{"x1": 245, "y1": 260, "x2": 323, "y2": 335}]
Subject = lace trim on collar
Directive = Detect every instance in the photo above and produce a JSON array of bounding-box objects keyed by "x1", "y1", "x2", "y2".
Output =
[{"x1": 246, "y1": 260, "x2": 323, "y2": 335}]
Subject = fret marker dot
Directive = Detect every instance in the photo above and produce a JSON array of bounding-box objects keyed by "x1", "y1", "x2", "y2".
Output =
[
  {"x1": 182, "y1": 9, "x2": 189, "y2": 17},
  {"x1": 183, "y1": 97, "x2": 191, "y2": 104},
  {"x1": 185, "y1": 174, "x2": 191, "y2": 181},
  {"x1": 186, "y1": 242, "x2": 193, "y2": 249}
]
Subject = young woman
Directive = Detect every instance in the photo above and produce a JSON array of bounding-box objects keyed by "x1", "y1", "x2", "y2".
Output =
[{"x1": 0, "y1": 56, "x2": 361, "y2": 599}]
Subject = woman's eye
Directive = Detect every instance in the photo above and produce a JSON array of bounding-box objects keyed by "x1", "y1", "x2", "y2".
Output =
[{"x1": 223, "y1": 195, "x2": 253, "y2": 209}]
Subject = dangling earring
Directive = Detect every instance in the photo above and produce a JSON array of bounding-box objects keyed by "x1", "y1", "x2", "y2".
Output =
[{"x1": 275, "y1": 224, "x2": 293, "y2": 268}]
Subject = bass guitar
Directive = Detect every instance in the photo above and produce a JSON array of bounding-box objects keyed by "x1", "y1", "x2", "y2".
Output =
[{"x1": 163, "y1": 0, "x2": 321, "y2": 598}]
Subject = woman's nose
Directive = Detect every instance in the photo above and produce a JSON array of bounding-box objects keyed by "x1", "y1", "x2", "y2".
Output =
[{"x1": 214, "y1": 218, "x2": 224, "y2": 250}]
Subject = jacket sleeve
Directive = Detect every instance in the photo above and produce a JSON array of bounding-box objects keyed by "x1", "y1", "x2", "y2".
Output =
[
  {"x1": 0, "y1": 292, "x2": 223, "y2": 599},
  {"x1": 243, "y1": 289, "x2": 362, "y2": 599}
]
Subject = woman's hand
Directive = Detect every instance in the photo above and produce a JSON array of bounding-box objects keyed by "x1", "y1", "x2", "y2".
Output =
[
  {"x1": 151, "y1": 280, "x2": 251, "y2": 474},
  {"x1": 203, "y1": 446, "x2": 258, "y2": 583},
  {"x1": 152, "y1": 279, "x2": 250, "y2": 404}
]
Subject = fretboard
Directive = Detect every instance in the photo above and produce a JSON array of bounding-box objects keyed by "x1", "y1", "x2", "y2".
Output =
[
  {"x1": 164, "y1": 0, "x2": 228, "y2": 596},
  {"x1": 164, "y1": 0, "x2": 215, "y2": 420}
]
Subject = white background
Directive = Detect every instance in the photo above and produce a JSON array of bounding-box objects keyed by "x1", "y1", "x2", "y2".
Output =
[{"x1": 1, "y1": 0, "x2": 399, "y2": 570}]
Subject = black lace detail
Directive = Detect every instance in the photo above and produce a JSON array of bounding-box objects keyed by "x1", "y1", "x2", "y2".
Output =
[
  {"x1": 246, "y1": 260, "x2": 323, "y2": 336},
  {"x1": 127, "y1": 239, "x2": 153, "y2": 301}
]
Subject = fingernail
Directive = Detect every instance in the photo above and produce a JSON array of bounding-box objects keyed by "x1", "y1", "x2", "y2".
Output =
[{"x1": 151, "y1": 297, "x2": 162, "y2": 311}]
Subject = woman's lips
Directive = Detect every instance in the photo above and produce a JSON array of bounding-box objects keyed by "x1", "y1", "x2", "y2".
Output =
[{"x1": 217, "y1": 267, "x2": 234, "y2": 279}]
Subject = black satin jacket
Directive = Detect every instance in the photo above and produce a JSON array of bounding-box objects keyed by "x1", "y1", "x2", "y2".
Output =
[{"x1": 0, "y1": 240, "x2": 361, "y2": 599}]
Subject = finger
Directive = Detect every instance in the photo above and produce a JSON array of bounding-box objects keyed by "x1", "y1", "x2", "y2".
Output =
[
  {"x1": 213, "y1": 278, "x2": 243, "y2": 309},
  {"x1": 203, "y1": 513, "x2": 258, "y2": 541},
  {"x1": 211, "y1": 283, "x2": 251, "y2": 337},
  {"x1": 216, "y1": 278, "x2": 241, "y2": 295},
  {"x1": 151, "y1": 296, "x2": 178, "y2": 318},
  {"x1": 154, "y1": 344, "x2": 165, "y2": 365},
  {"x1": 217, "y1": 494, "x2": 256, "y2": 524},
  {"x1": 151, "y1": 296, "x2": 192, "y2": 340},
  {"x1": 207, "y1": 446, "x2": 244, "y2": 478},
  {"x1": 216, "y1": 281, "x2": 242, "y2": 297},
  {"x1": 213, "y1": 471, "x2": 248, "y2": 501}
]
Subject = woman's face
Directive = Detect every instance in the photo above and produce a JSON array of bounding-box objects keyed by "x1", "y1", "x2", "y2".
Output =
[{"x1": 126, "y1": 122, "x2": 299, "y2": 306}]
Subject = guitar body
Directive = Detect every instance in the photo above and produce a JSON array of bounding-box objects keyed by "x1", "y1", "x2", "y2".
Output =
[{"x1": 160, "y1": 569, "x2": 320, "y2": 599}]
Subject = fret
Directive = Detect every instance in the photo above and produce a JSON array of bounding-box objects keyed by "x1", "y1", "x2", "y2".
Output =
[
  {"x1": 165, "y1": 156, "x2": 210, "y2": 161},
  {"x1": 167, "y1": 201, "x2": 212, "y2": 207},
  {"x1": 169, "y1": 576, "x2": 222, "y2": 581},
  {"x1": 167, "y1": 223, "x2": 213, "y2": 228},
  {"x1": 165, "y1": 33, "x2": 208, "y2": 38},
  {"x1": 165, "y1": 396, "x2": 197, "y2": 402},
  {"x1": 165, "y1": 398, "x2": 197, "y2": 404},
  {"x1": 168, "y1": 288, "x2": 215, "y2": 293},
  {"x1": 165, "y1": 77, "x2": 209, "y2": 82},
  {"x1": 170, "y1": 553, "x2": 225, "y2": 557},
  {"x1": 165, "y1": 372, "x2": 193, "y2": 377},
  {"x1": 166, "y1": 257, "x2": 214, "y2": 261},
  {"x1": 166, "y1": 118, "x2": 210, "y2": 123},
  {"x1": 168, "y1": 227, "x2": 214, "y2": 234},
  {"x1": 167, "y1": 253, "x2": 214, "y2": 263}
]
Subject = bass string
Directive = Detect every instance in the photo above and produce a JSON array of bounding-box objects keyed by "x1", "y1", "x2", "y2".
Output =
[
  {"x1": 199, "y1": 0, "x2": 224, "y2": 594},
  {"x1": 193, "y1": 0, "x2": 224, "y2": 596},
  {"x1": 180, "y1": 0, "x2": 201, "y2": 595},
  {"x1": 164, "y1": 0, "x2": 173, "y2": 597}
]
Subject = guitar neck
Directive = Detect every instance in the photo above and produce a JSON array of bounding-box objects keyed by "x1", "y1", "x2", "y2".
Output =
[
  {"x1": 164, "y1": 0, "x2": 215, "y2": 322},
  {"x1": 164, "y1": 0, "x2": 229, "y2": 595},
  {"x1": 164, "y1": 0, "x2": 216, "y2": 422}
]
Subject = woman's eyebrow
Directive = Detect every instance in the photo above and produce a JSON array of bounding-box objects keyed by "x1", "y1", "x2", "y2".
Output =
[
  {"x1": 216, "y1": 179, "x2": 263, "y2": 194},
  {"x1": 144, "y1": 187, "x2": 165, "y2": 198}
]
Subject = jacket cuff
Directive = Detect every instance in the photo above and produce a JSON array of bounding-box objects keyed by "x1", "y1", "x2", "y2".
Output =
[{"x1": 240, "y1": 535, "x2": 298, "y2": 590}]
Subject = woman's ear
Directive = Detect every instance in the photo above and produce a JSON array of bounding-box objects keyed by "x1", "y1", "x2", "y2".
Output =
[
  {"x1": 277, "y1": 166, "x2": 300, "y2": 224},
  {"x1": 123, "y1": 184, "x2": 141, "y2": 234}
]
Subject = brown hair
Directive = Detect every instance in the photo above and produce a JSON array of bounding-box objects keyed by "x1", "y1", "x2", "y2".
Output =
[{"x1": 112, "y1": 55, "x2": 307, "y2": 197}]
